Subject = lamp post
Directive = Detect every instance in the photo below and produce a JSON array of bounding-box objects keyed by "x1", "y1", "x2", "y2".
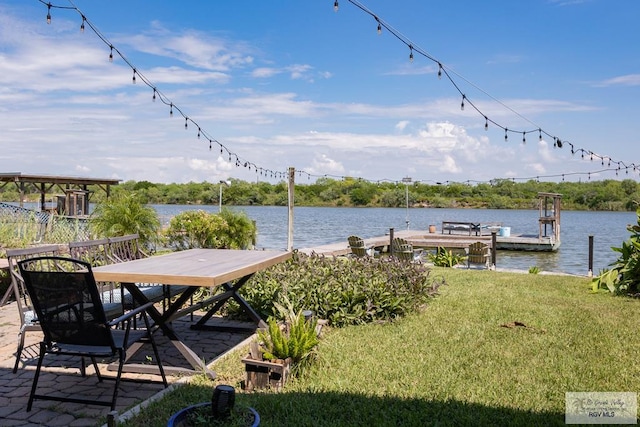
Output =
[
  {"x1": 402, "y1": 177, "x2": 412, "y2": 229},
  {"x1": 219, "y1": 180, "x2": 231, "y2": 212}
]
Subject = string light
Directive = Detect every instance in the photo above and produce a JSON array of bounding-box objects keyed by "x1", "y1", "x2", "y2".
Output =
[
  {"x1": 522, "y1": 132, "x2": 526, "y2": 144},
  {"x1": 334, "y1": 0, "x2": 339, "y2": 12},
  {"x1": 484, "y1": 117, "x2": 488, "y2": 131},
  {"x1": 34, "y1": 0, "x2": 640, "y2": 186}
]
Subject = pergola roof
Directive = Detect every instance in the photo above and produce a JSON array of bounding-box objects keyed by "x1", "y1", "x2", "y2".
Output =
[
  {"x1": 0, "y1": 172, "x2": 120, "y2": 211},
  {"x1": 0, "y1": 172, "x2": 120, "y2": 187}
]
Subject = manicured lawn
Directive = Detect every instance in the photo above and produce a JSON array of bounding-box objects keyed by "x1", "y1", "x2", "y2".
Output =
[{"x1": 120, "y1": 269, "x2": 640, "y2": 426}]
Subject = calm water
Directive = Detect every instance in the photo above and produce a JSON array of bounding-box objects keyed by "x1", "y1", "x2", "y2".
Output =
[{"x1": 152, "y1": 205, "x2": 637, "y2": 276}]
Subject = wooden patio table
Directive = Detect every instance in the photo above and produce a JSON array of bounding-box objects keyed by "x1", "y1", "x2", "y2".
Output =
[{"x1": 92, "y1": 248, "x2": 292, "y2": 378}]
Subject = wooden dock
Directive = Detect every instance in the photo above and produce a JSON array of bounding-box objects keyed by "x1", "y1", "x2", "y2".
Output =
[{"x1": 299, "y1": 229, "x2": 558, "y2": 256}]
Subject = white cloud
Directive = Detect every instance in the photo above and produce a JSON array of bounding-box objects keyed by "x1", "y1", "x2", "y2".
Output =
[{"x1": 595, "y1": 74, "x2": 640, "y2": 87}]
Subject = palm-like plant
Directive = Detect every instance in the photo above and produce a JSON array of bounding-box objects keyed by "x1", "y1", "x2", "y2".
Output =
[
  {"x1": 89, "y1": 193, "x2": 160, "y2": 249},
  {"x1": 593, "y1": 207, "x2": 640, "y2": 294}
]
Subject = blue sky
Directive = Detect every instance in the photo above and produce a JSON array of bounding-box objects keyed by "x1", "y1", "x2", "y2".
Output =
[{"x1": 0, "y1": 0, "x2": 638, "y2": 185}]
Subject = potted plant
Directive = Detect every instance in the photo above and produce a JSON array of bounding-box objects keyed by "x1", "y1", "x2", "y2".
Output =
[
  {"x1": 242, "y1": 300, "x2": 320, "y2": 391},
  {"x1": 167, "y1": 385, "x2": 260, "y2": 427}
]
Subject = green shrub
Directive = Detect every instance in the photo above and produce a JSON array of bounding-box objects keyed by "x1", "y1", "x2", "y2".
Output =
[
  {"x1": 241, "y1": 252, "x2": 444, "y2": 328},
  {"x1": 593, "y1": 207, "x2": 640, "y2": 295},
  {"x1": 429, "y1": 246, "x2": 465, "y2": 267},
  {"x1": 164, "y1": 209, "x2": 256, "y2": 250},
  {"x1": 528, "y1": 266, "x2": 540, "y2": 274}
]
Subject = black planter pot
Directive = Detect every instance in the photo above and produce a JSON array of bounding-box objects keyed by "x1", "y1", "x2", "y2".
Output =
[{"x1": 167, "y1": 402, "x2": 260, "y2": 427}]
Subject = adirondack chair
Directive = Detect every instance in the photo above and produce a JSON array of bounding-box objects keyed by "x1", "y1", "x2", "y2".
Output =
[
  {"x1": 347, "y1": 235, "x2": 377, "y2": 258},
  {"x1": 391, "y1": 237, "x2": 423, "y2": 263},
  {"x1": 467, "y1": 241, "x2": 490, "y2": 269}
]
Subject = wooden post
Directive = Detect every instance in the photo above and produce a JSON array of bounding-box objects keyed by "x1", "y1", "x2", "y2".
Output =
[
  {"x1": 287, "y1": 167, "x2": 295, "y2": 252},
  {"x1": 491, "y1": 231, "x2": 497, "y2": 269},
  {"x1": 588, "y1": 235, "x2": 594, "y2": 277},
  {"x1": 389, "y1": 228, "x2": 395, "y2": 256}
]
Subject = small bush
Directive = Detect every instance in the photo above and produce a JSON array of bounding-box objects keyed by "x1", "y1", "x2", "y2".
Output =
[
  {"x1": 164, "y1": 209, "x2": 256, "y2": 250},
  {"x1": 429, "y1": 246, "x2": 465, "y2": 267},
  {"x1": 593, "y1": 207, "x2": 640, "y2": 295},
  {"x1": 241, "y1": 252, "x2": 444, "y2": 328}
]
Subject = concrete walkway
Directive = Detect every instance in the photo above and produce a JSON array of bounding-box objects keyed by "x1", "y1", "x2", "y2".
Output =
[{"x1": 0, "y1": 301, "x2": 255, "y2": 426}]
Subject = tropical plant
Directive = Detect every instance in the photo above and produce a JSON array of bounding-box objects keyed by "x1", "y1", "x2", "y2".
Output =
[
  {"x1": 592, "y1": 207, "x2": 640, "y2": 294},
  {"x1": 528, "y1": 266, "x2": 540, "y2": 274},
  {"x1": 164, "y1": 209, "x2": 257, "y2": 250},
  {"x1": 257, "y1": 310, "x2": 319, "y2": 365},
  {"x1": 429, "y1": 246, "x2": 466, "y2": 267},
  {"x1": 89, "y1": 192, "x2": 160, "y2": 249}
]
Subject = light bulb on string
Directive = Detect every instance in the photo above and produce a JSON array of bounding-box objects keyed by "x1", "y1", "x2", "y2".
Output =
[
  {"x1": 152, "y1": 89, "x2": 156, "y2": 102},
  {"x1": 460, "y1": 95, "x2": 465, "y2": 111},
  {"x1": 409, "y1": 45, "x2": 414, "y2": 62},
  {"x1": 209, "y1": 140, "x2": 212, "y2": 150},
  {"x1": 46, "y1": 3, "x2": 51, "y2": 24},
  {"x1": 109, "y1": 46, "x2": 113, "y2": 62},
  {"x1": 132, "y1": 69, "x2": 136, "y2": 84},
  {"x1": 538, "y1": 129, "x2": 542, "y2": 141},
  {"x1": 334, "y1": 0, "x2": 339, "y2": 12},
  {"x1": 169, "y1": 103, "x2": 173, "y2": 117},
  {"x1": 522, "y1": 132, "x2": 526, "y2": 144},
  {"x1": 484, "y1": 117, "x2": 488, "y2": 131},
  {"x1": 184, "y1": 118, "x2": 188, "y2": 130},
  {"x1": 80, "y1": 16, "x2": 85, "y2": 32},
  {"x1": 504, "y1": 128, "x2": 508, "y2": 141},
  {"x1": 437, "y1": 63, "x2": 442, "y2": 79},
  {"x1": 197, "y1": 128, "x2": 201, "y2": 139}
]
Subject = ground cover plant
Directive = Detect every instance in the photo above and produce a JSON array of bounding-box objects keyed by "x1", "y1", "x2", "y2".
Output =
[
  {"x1": 118, "y1": 268, "x2": 640, "y2": 427},
  {"x1": 237, "y1": 252, "x2": 444, "y2": 327}
]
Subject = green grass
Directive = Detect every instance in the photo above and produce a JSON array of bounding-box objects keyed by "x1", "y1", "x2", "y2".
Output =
[{"x1": 119, "y1": 269, "x2": 640, "y2": 426}]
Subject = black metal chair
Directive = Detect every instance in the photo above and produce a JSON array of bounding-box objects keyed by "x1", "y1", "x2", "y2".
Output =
[{"x1": 18, "y1": 256, "x2": 168, "y2": 412}]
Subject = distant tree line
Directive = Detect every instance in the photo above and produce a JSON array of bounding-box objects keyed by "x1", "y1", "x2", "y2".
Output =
[{"x1": 2, "y1": 177, "x2": 639, "y2": 211}]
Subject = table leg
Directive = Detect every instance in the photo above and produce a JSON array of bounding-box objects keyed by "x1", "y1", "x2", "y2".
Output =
[
  {"x1": 191, "y1": 274, "x2": 267, "y2": 332},
  {"x1": 109, "y1": 283, "x2": 215, "y2": 378}
]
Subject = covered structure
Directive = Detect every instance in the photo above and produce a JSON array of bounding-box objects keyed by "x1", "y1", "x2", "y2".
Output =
[{"x1": 0, "y1": 173, "x2": 120, "y2": 217}]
